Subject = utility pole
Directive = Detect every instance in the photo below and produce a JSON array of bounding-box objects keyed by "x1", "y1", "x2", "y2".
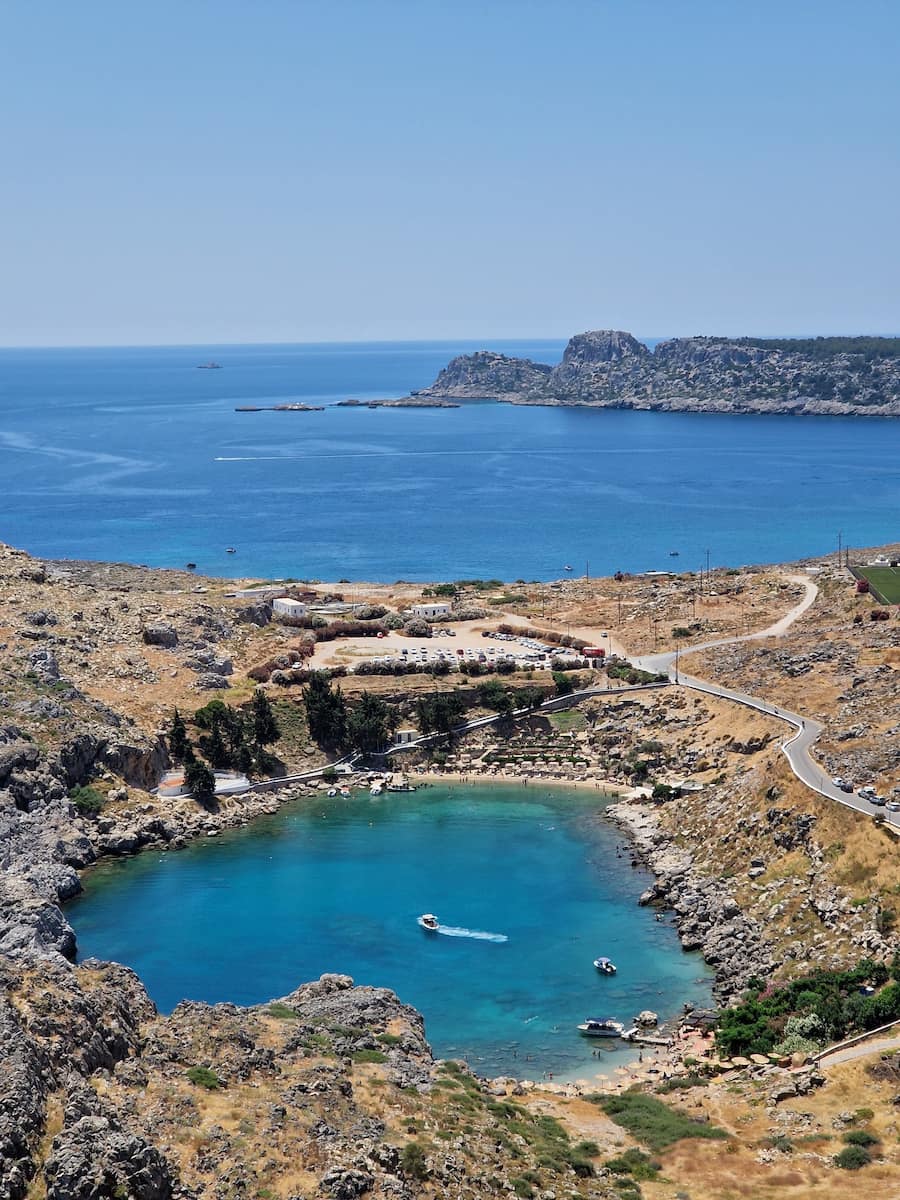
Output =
[
  {"x1": 674, "y1": 643, "x2": 680, "y2": 684},
  {"x1": 837, "y1": 530, "x2": 842, "y2": 567},
  {"x1": 706, "y1": 548, "x2": 711, "y2": 591}
]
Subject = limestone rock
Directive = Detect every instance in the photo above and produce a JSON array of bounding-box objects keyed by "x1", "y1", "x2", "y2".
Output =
[{"x1": 141, "y1": 622, "x2": 178, "y2": 648}]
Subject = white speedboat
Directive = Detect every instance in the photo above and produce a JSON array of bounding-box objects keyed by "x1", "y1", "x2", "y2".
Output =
[
  {"x1": 370, "y1": 783, "x2": 383, "y2": 796},
  {"x1": 577, "y1": 1017, "x2": 624, "y2": 1038},
  {"x1": 418, "y1": 913, "x2": 439, "y2": 932},
  {"x1": 593, "y1": 957, "x2": 617, "y2": 975}
]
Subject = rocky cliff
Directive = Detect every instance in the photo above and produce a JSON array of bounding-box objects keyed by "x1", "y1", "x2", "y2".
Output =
[{"x1": 411, "y1": 331, "x2": 900, "y2": 416}]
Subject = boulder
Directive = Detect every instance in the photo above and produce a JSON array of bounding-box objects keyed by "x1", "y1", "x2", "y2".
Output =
[{"x1": 141, "y1": 622, "x2": 178, "y2": 649}]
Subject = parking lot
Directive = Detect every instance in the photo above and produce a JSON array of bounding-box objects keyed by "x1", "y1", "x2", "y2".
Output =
[{"x1": 310, "y1": 620, "x2": 597, "y2": 674}]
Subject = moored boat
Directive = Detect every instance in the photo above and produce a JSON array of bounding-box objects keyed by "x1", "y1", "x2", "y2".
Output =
[
  {"x1": 577, "y1": 1017, "x2": 624, "y2": 1038},
  {"x1": 593, "y1": 956, "x2": 617, "y2": 975}
]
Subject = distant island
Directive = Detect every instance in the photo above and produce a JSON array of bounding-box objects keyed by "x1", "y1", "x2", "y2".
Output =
[{"x1": 389, "y1": 330, "x2": 900, "y2": 417}]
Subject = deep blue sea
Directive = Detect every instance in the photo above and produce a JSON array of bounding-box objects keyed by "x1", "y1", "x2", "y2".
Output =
[
  {"x1": 2, "y1": 339, "x2": 899, "y2": 580},
  {"x1": 68, "y1": 784, "x2": 711, "y2": 1080}
]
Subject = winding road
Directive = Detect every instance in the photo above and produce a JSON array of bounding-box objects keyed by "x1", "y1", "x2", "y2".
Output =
[{"x1": 629, "y1": 575, "x2": 889, "y2": 822}]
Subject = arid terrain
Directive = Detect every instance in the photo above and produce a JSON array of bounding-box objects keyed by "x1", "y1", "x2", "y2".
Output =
[{"x1": 4, "y1": 539, "x2": 900, "y2": 1198}]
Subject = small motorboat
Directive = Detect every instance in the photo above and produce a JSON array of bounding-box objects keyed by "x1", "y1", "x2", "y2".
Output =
[
  {"x1": 418, "y1": 914, "x2": 439, "y2": 932},
  {"x1": 186, "y1": 562, "x2": 197, "y2": 570},
  {"x1": 669, "y1": 550, "x2": 680, "y2": 557},
  {"x1": 197, "y1": 362, "x2": 222, "y2": 369},
  {"x1": 339, "y1": 787, "x2": 351, "y2": 797},
  {"x1": 577, "y1": 1017, "x2": 624, "y2": 1038},
  {"x1": 369, "y1": 783, "x2": 383, "y2": 797},
  {"x1": 226, "y1": 547, "x2": 236, "y2": 554},
  {"x1": 327, "y1": 788, "x2": 337, "y2": 797},
  {"x1": 593, "y1": 957, "x2": 617, "y2": 975},
  {"x1": 564, "y1": 564, "x2": 573, "y2": 572}
]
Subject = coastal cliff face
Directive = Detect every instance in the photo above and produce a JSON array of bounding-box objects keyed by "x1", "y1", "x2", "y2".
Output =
[
  {"x1": 416, "y1": 349, "x2": 553, "y2": 403},
  {"x1": 412, "y1": 331, "x2": 900, "y2": 416}
]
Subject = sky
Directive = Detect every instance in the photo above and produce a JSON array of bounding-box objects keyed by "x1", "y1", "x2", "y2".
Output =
[{"x1": 1, "y1": 0, "x2": 898, "y2": 346}]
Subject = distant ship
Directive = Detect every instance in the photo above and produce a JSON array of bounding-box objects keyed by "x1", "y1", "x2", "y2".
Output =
[{"x1": 197, "y1": 362, "x2": 222, "y2": 369}]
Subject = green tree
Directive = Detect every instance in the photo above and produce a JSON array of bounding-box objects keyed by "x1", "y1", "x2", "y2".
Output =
[
  {"x1": 184, "y1": 757, "x2": 216, "y2": 808},
  {"x1": 416, "y1": 692, "x2": 467, "y2": 737},
  {"x1": 346, "y1": 692, "x2": 397, "y2": 755},
  {"x1": 516, "y1": 685, "x2": 547, "y2": 712},
  {"x1": 251, "y1": 689, "x2": 280, "y2": 752},
  {"x1": 476, "y1": 679, "x2": 513, "y2": 714},
  {"x1": 302, "y1": 672, "x2": 347, "y2": 749},
  {"x1": 168, "y1": 708, "x2": 190, "y2": 762},
  {"x1": 199, "y1": 713, "x2": 231, "y2": 769},
  {"x1": 552, "y1": 671, "x2": 575, "y2": 696}
]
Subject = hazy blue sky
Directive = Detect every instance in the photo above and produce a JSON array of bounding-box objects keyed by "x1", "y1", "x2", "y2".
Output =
[{"x1": 2, "y1": 0, "x2": 898, "y2": 345}]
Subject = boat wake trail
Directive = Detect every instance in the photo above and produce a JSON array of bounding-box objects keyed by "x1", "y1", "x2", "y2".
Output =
[{"x1": 436, "y1": 925, "x2": 508, "y2": 943}]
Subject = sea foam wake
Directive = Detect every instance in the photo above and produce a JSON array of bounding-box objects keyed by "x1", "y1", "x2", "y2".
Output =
[{"x1": 434, "y1": 924, "x2": 508, "y2": 943}]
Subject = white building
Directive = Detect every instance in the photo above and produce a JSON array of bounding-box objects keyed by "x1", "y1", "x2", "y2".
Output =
[
  {"x1": 394, "y1": 728, "x2": 418, "y2": 745},
  {"x1": 273, "y1": 597, "x2": 307, "y2": 618},
  {"x1": 409, "y1": 602, "x2": 451, "y2": 620}
]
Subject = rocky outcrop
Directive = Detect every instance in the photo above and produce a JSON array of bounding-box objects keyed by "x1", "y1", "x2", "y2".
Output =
[
  {"x1": 414, "y1": 350, "x2": 553, "y2": 403},
  {"x1": 142, "y1": 622, "x2": 178, "y2": 649},
  {"x1": 406, "y1": 331, "x2": 900, "y2": 417},
  {"x1": 608, "y1": 801, "x2": 775, "y2": 1002}
]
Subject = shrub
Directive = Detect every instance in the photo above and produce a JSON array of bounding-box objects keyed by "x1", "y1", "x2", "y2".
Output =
[
  {"x1": 605, "y1": 1148, "x2": 659, "y2": 1180},
  {"x1": 352, "y1": 1048, "x2": 387, "y2": 1064},
  {"x1": 70, "y1": 785, "x2": 105, "y2": 815},
  {"x1": 400, "y1": 1141, "x2": 429, "y2": 1180},
  {"x1": 354, "y1": 605, "x2": 388, "y2": 620},
  {"x1": 594, "y1": 1092, "x2": 728, "y2": 1152},
  {"x1": 266, "y1": 1003, "x2": 299, "y2": 1019},
  {"x1": 403, "y1": 618, "x2": 432, "y2": 638},
  {"x1": 834, "y1": 1144, "x2": 872, "y2": 1170},
  {"x1": 843, "y1": 1130, "x2": 879, "y2": 1147},
  {"x1": 382, "y1": 612, "x2": 404, "y2": 629},
  {"x1": 186, "y1": 1066, "x2": 222, "y2": 1090}
]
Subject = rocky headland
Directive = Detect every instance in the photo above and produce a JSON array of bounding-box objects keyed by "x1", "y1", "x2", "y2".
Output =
[{"x1": 400, "y1": 330, "x2": 900, "y2": 417}]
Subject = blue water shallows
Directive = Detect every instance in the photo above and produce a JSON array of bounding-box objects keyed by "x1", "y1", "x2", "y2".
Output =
[
  {"x1": 68, "y1": 784, "x2": 711, "y2": 1079},
  {"x1": 2, "y1": 340, "x2": 900, "y2": 580}
]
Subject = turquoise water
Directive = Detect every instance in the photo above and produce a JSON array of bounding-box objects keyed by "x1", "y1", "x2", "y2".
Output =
[
  {"x1": 68, "y1": 784, "x2": 711, "y2": 1078},
  {"x1": 2, "y1": 340, "x2": 900, "y2": 580}
]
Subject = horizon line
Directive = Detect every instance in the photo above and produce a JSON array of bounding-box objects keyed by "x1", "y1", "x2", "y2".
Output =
[{"x1": 2, "y1": 329, "x2": 900, "y2": 352}]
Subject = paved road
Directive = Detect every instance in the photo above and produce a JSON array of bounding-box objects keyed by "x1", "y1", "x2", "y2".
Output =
[
  {"x1": 630, "y1": 576, "x2": 894, "y2": 824},
  {"x1": 816, "y1": 1032, "x2": 900, "y2": 1069}
]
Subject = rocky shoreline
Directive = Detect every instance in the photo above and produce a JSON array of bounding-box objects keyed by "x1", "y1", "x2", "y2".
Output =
[
  {"x1": 388, "y1": 329, "x2": 900, "y2": 418},
  {"x1": 606, "y1": 800, "x2": 775, "y2": 1005}
]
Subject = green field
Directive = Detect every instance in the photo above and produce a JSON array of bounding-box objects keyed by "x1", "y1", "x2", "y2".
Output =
[{"x1": 857, "y1": 565, "x2": 900, "y2": 604}]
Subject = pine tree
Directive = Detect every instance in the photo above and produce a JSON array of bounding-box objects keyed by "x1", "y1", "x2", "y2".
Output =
[
  {"x1": 302, "y1": 672, "x2": 347, "y2": 749},
  {"x1": 200, "y1": 714, "x2": 230, "y2": 769},
  {"x1": 168, "y1": 708, "x2": 190, "y2": 762},
  {"x1": 251, "y1": 689, "x2": 280, "y2": 752},
  {"x1": 184, "y1": 757, "x2": 216, "y2": 807},
  {"x1": 346, "y1": 692, "x2": 398, "y2": 756}
]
